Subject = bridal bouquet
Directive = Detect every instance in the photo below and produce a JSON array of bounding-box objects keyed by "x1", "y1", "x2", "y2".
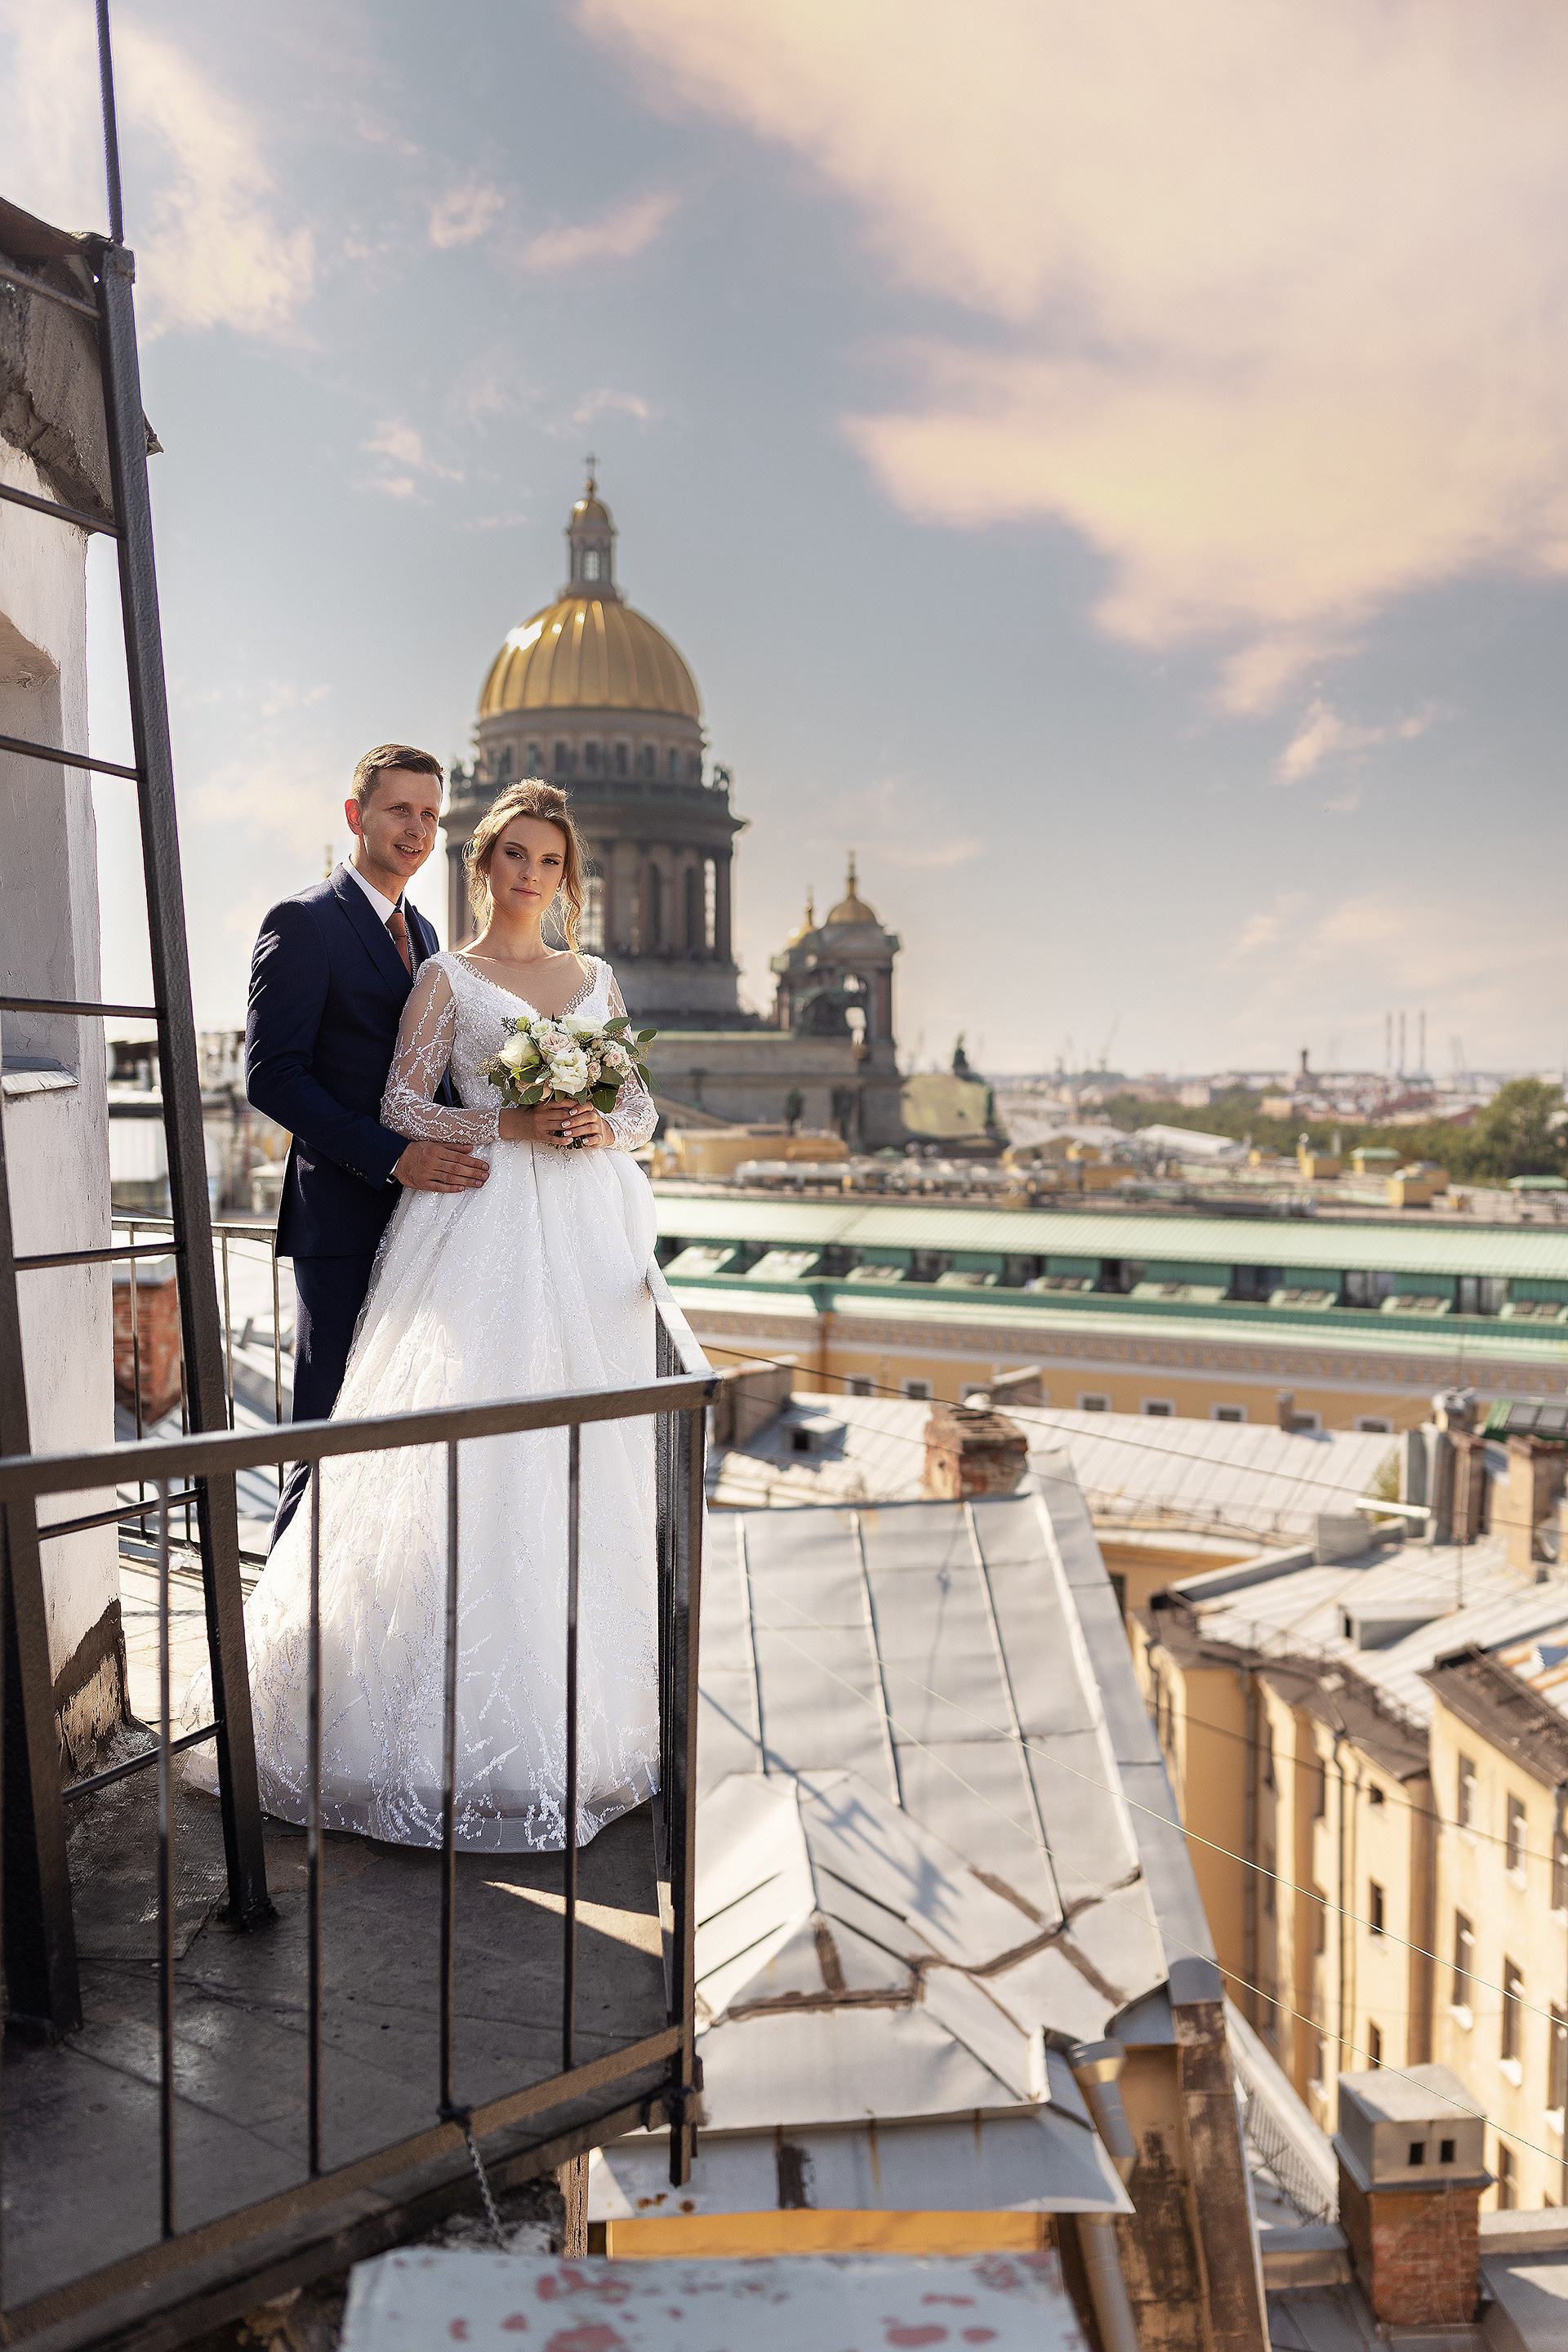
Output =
[{"x1": 480, "y1": 1009, "x2": 657, "y2": 1146}]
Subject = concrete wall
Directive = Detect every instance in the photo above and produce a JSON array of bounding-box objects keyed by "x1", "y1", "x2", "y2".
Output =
[{"x1": 0, "y1": 432, "x2": 122, "y2": 1766}]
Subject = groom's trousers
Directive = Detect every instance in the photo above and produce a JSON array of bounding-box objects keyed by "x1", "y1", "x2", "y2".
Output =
[{"x1": 271, "y1": 1250, "x2": 378, "y2": 1548}]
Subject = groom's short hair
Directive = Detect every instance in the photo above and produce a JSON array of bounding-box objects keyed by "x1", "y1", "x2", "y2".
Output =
[{"x1": 350, "y1": 744, "x2": 444, "y2": 808}]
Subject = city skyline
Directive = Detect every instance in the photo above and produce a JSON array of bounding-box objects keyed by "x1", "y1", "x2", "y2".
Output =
[{"x1": 2, "y1": 0, "x2": 1566, "y2": 1071}]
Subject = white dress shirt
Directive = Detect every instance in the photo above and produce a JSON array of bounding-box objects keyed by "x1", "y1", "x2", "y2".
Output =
[{"x1": 345, "y1": 859, "x2": 403, "y2": 926}]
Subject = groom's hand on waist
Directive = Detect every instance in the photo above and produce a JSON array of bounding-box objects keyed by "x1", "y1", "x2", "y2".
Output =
[{"x1": 392, "y1": 1140, "x2": 490, "y2": 1192}]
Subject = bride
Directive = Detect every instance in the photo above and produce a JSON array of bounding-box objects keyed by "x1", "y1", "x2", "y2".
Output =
[{"x1": 184, "y1": 780, "x2": 660, "y2": 1851}]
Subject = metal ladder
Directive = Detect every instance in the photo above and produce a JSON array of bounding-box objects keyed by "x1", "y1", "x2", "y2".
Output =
[{"x1": 0, "y1": 8, "x2": 270, "y2": 2033}]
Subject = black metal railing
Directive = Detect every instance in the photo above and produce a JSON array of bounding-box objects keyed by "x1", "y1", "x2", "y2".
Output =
[{"x1": 0, "y1": 1267, "x2": 715, "y2": 2320}]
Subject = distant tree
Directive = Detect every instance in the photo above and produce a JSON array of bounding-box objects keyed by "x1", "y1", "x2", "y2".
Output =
[{"x1": 1454, "y1": 1080, "x2": 1566, "y2": 1182}]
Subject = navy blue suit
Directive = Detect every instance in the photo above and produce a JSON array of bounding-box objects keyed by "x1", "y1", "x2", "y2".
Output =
[{"x1": 246, "y1": 866, "x2": 445, "y2": 1544}]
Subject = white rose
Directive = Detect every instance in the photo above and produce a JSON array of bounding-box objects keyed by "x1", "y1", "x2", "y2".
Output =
[
  {"x1": 564, "y1": 1013, "x2": 600, "y2": 1040},
  {"x1": 498, "y1": 1030, "x2": 540, "y2": 1072},
  {"x1": 550, "y1": 1047, "x2": 590, "y2": 1094}
]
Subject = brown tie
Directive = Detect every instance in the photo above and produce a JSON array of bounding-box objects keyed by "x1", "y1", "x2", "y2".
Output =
[{"x1": 386, "y1": 904, "x2": 413, "y2": 977}]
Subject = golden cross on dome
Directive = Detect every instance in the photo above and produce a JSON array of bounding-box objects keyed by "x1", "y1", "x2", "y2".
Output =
[{"x1": 585, "y1": 452, "x2": 598, "y2": 492}]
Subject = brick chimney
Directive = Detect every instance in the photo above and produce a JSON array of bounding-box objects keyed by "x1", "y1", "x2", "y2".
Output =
[
  {"x1": 922, "y1": 1399, "x2": 1028, "y2": 1500},
  {"x1": 1499, "y1": 1435, "x2": 1566, "y2": 1574},
  {"x1": 1449, "y1": 1431, "x2": 1487, "y2": 1544},
  {"x1": 1334, "y1": 2066, "x2": 1489, "y2": 2328}
]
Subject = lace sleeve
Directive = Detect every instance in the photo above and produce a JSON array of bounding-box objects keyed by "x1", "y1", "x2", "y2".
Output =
[
  {"x1": 603, "y1": 969, "x2": 657, "y2": 1151},
  {"x1": 381, "y1": 962, "x2": 500, "y2": 1149}
]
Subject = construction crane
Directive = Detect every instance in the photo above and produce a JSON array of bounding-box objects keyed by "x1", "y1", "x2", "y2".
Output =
[{"x1": 1098, "y1": 1012, "x2": 1122, "y2": 1072}]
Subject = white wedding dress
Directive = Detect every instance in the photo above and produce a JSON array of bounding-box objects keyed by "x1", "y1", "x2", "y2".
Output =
[{"x1": 183, "y1": 951, "x2": 660, "y2": 1852}]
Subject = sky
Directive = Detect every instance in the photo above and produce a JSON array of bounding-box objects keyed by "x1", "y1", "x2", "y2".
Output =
[{"x1": 4, "y1": 0, "x2": 1567, "y2": 1077}]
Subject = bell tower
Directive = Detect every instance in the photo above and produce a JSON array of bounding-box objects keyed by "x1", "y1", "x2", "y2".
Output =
[{"x1": 564, "y1": 463, "x2": 619, "y2": 596}]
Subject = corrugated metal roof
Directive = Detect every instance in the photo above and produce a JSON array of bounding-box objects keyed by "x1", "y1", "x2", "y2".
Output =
[
  {"x1": 1182, "y1": 1536, "x2": 1568, "y2": 1722},
  {"x1": 709, "y1": 1395, "x2": 1398, "y2": 1546},
  {"x1": 688, "y1": 1485, "x2": 1206, "y2": 2155},
  {"x1": 654, "y1": 1192, "x2": 1568, "y2": 1282}
]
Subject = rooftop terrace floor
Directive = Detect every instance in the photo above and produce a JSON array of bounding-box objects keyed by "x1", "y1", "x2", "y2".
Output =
[{"x1": 6, "y1": 1711, "x2": 670, "y2": 2337}]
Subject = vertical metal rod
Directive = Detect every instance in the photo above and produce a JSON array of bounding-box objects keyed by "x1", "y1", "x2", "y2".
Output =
[
  {"x1": 95, "y1": 0, "x2": 125, "y2": 246},
  {"x1": 563, "y1": 1423, "x2": 581, "y2": 2074},
  {"x1": 220, "y1": 1234, "x2": 234, "y2": 1431},
  {"x1": 271, "y1": 1243, "x2": 284, "y2": 1494},
  {"x1": 158, "y1": 1478, "x2": 175, "y2": 2238},
  {"x1": 178, "y1": 1327, "x2": 191, "y2": 1545},
  {"x1": 129, "y1": 1220, "x2": 147, "y2": 1535},
  {"x1": 439, "y1": 1441, "x2": 459, "y2": 2117},
  {"x1": 306, "y1": 1461, "x2": 322, "y2": 2176}
]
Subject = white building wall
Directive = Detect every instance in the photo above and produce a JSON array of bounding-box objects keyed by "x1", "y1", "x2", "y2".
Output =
[{"x1": 0, "y1": 436, "x2": 120, "y2": 1761}]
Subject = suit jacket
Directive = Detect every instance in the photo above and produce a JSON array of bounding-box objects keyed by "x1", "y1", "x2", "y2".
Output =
[{"x1": 246, "y1": 866, "x2": 446, "y2": 1260}]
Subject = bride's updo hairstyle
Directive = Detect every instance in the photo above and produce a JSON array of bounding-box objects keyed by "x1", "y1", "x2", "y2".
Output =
[{"x1": 465, "y1": 779, "x2": 586, "y2": 949}]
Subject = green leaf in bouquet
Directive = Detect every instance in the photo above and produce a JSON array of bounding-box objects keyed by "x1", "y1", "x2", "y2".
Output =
[
  {"x1": 519, "y1": 1081, "x2": 549, "y2": 1105},
  {"x1": 602, "y1": 1015, "x2": 630, "y2": 1036},
  {"x1": 635, "y1": 1027, "x2": 657, "y2": 1045},
  {"x1": 590, "y1": 1085, "x2": 619, "y2": 1112}
]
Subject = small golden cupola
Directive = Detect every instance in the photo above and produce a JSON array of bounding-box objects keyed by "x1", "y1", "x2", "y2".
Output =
[{"x1": 824, "y1": 853, "x2": 877, "y2": 927}]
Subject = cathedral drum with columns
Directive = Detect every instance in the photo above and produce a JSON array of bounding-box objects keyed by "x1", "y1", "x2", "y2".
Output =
[
  {"x1": 446, "y1": 477, "x2": 906, "y2": 1145},
  {"x1": 446, "y1": 474, "x2": 743, "y2": 1027}
]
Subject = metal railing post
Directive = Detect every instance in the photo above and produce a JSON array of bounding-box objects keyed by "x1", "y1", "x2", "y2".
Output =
[
  {"x1": 439, "y1": 1441, "x2": 460, "y2": 2120},
  {"x1": 665, "y1": 1399, "x2": 706, "y2": 2186},
  {"x1": 307, "y1": 1461, "x2": 322, "y2": 2177},
  {"x1": 564, "y1": 1423, "x2": 581, "y2": 2074},
  {"x1": 157, "y1": 1477, "x2": 175, "y2": 2236}
]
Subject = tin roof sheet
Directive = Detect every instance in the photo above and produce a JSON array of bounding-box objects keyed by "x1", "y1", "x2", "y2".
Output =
[
  {"x1": 655, "y1": 1192, "x2": 1568, "y2": 1284},
  {"x1": 688, "y1": 1481, "x2": 1213, "y2": 2155}
]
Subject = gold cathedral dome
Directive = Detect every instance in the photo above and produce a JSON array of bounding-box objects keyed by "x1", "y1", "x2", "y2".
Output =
[{"x1": 479, "y1": 471, "x2": 702, "y2": 722}]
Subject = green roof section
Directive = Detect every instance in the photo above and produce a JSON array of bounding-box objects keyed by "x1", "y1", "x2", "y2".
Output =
[
  {"x1": 668, "y1": 1277, "x2": 1568, "y2": 1368},
  {"x1": 652, "y1": 1190, "x2": 1568, "y2": 1283}
]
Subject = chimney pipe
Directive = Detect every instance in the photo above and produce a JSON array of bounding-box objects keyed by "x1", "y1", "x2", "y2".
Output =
[{"x1": 1066, "y1": 2042, "x2": 1139, "y2": 2352}]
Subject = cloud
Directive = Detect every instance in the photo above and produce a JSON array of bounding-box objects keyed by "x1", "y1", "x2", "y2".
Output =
[
  {"x1": 570, "y1": 388, "x2": 654, "y2": 427},
  {"x1": 0, "y1": 3, "x2": 314, "y2": 339},
  {"x1": 430, "y1": 177, "x2": 508, "y2": 250},
  {"x1": 362, "y1": 417, "x2": 463, "y2": 498},
  {"x1": 580, "y1": 0, "x2": 1568, "y2": 706},
  {"x1": 512, "y1": 191, "x2": 678, "y2": 275},
  {"x1": 1275, "y1": 699, "x2": 1437, "y2": 784},
  {"x1": 885, "y1": 835, "x2": 986, "y2": 868}
]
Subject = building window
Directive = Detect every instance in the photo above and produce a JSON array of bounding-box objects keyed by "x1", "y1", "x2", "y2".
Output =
[
  {"x1": 1232, "y1": 1264, "x2": 1284, "y2": 1302},
  {"x1": 901, "y1": 1378, "x2": 933, "y2": 1401},
  {"x1": 1212, "y1": 1403, "x2": 1246, "y2": 1422},
  {"x1": 1507, "y1": 1794, "x2": 1526, "y2": 1876},
  {"x1": 1370, "y1": 1882, "x2": 1385, "y2": 1936},
  {"x1": 1458, "y1": 1276, "x2": 1508, "y2": 1316},
  {"x1": 1314, "y1": 1887, "x2": 1328, "y2": 1953},
  {"x1": 1552, "y1": 2008, "x2": 1568, "y2": 2114},
  {"x1": 553, "y1": 740, "x2": 571, "y2": 775},
  {"x1": 583, "y1": 741, "x2": 601, "y2": 775},
  {"x1": 668, "y1": 748, "x2": 680, "y2": 781},
  {"x1": 582, "y1": 548, "x2": 601, "y2": 581},
  {"x1": 1369, "y1": 1782, "x2": 1384, "y2": 1806},
  {"x1": 684, "y1": 864, "x2": 702, "y2": 951},
  {"x1": 1458, "y1": 1753, "x2": 1476, "y2": 1829},
  {"x1": 1453, "y1": 1911, "x2": 1474, "y2": 2008},
  {"x1": 580, "y1": 865, "x2": 605, "y2": 954},
  {"x1": 1503, "y1": 1959, "x2": 1523, "y2": 2061},
  {"x1": 525, "y1": 740, "x2": 541, "y2": 774},
  {"x1": 1355, "y1": 1415, "x2": 1393, "y2": 1433},
  {"x1": 1141, "y1": 1399, "x2": 1175, "y2": 1417},
  {"x1": 844, "y1": 1376, "x2": 872, "y2": 1397},
  {"x1": 1368, "y1": 2022, "x2": 1382, "y2": 2069},
  {"x1": 1315, "y1": 1759, "x2": 1327, "y2": 1819},
  {"x1": 1292, "y1": 1410, "x2": 1323, "y2": 1432},
  {"x1": 1555, "y1": 1824, "x2": 1568, "y2": 1912},
  {"x1": 1078, "y1": 1392, "x2": 1111, "y2": 1412},
  {"x1": 1343, "y1": 1270, "x2": 1398, "y2": 1308},
  {"x1": 1498, "y1": 2142, "x2": 1516, "y2": 2209},
  {"x1": 614, "y1": 741, "x2": 629, "y2": 777},
  {"x1": 705, "y1": 858, "x2": 716, "y2": 951},
  {"x1": 496, "y1": 743, "x2": 514, "y2": 782},
  {"x1": 647, "y1": 865, "x2": 663, "y2": 948}
]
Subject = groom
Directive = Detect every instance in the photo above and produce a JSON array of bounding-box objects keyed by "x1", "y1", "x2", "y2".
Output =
[{"x1": 247, "y1": 743, "x2": 489, "y2": 1545}]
